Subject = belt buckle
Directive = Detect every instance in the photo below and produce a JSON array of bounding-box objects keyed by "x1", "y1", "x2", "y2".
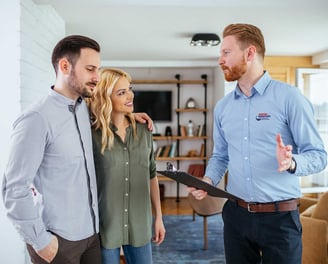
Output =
[{"x1": 247, "y1": 202, "x2": 257, "y2": 213}]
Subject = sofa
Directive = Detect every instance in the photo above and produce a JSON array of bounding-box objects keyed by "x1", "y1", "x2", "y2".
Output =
[{"x1": 300, "y1": 192, "x2": 328, "y2": 264}]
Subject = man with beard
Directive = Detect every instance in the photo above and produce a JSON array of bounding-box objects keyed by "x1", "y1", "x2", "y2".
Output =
[
  {"x1": 188, "y1": 24, "x2": 327, "y2": 264},
  {"x1": 2, "y1": 35, "x2": 152, "y2": 264}
]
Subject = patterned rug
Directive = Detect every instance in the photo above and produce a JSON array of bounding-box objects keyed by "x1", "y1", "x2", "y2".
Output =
[{"x1": 152, "y1": 214, "x2": 226, "y2": 264}]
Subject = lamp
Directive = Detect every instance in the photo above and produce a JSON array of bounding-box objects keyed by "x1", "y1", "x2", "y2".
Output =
[{"x1": 190, "y1": 33, "x2": 220, "y2": 47}]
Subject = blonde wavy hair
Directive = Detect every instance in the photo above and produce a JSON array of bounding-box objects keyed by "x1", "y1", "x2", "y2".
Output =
[{"x1": 86, "y1": 67, "x2": 137, "y2": 154}]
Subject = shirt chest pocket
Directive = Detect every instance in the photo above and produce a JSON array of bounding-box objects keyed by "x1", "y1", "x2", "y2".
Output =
[{"x1": 130, "y1": 144, "x2": 151, "y2": 169}]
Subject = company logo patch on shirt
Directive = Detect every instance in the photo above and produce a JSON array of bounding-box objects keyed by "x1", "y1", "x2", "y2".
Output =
[{"x1": 256, "y1": 112, "x2": 271, "y2": 121}]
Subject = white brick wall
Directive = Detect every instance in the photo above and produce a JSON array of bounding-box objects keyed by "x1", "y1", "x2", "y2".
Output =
[
  {"x1": 20, "y1": 0, "x2": 65, "y2": 109},
  {"x1": 0, "y1": 0, "x2": 64, "y2": 263}
]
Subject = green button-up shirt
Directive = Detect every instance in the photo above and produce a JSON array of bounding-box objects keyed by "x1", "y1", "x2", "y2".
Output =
[{"x1": 93, "y1": 122, "x2": 156, "y2": 249}]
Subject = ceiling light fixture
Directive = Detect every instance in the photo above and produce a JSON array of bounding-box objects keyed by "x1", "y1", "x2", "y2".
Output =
[{"x1": 190, "y1": 33, "x2": 220, "y2": 47}]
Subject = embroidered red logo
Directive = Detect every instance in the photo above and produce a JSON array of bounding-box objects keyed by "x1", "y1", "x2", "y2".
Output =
[{"x1": 256, "y1": 112, "x2": 271, "y2": 121}]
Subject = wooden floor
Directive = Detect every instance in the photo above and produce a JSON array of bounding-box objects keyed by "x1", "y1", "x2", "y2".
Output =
[{"x1": 161, "y1": 197, "x2": 193, "y2": 215}]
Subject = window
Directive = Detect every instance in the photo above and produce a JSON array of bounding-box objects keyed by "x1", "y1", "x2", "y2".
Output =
[{"x1": 297, "y1": 68, "x2": 328, "y2": 193}]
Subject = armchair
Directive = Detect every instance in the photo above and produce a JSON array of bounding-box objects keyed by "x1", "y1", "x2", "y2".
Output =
[{"x1": 300, "y1": 192, "x2": 328, "y2": 264}]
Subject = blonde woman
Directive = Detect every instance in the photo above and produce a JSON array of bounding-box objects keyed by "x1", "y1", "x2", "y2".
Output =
[{"x1": 86, "y1": 68, "x2": 165, "y2": 264}]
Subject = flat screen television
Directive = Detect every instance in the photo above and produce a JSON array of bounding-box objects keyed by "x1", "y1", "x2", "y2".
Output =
[{"x1": 133, "y1": 90, "x2": 172, "y2": 122}]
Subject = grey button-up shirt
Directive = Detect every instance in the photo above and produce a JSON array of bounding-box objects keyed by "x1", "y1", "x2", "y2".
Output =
[{"x1": 2, "y1": 88, "x2": 99, "y2": 250}]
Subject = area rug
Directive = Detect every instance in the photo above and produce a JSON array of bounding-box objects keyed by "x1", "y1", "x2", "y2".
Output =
[{"x1": 152, "y1": 214, "x2": 226, "y2": 264}]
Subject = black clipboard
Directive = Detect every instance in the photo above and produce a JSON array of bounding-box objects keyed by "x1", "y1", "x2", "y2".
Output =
[{"x1": 157, "y1": 170, "x2": 240, "y2": 200}]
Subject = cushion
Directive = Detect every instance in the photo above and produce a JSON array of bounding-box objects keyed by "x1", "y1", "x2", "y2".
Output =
[
  {"x1": 311, "y1": 192, "x2": 328, "y2": 222},
  {"x1": 301, "y1": 204, "x2": 317, "y2": 217}
]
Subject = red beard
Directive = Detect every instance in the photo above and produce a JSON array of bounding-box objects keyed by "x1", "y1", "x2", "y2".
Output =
[{"x1": 221, "y1": 59, "x2": 247, "y2": 82}]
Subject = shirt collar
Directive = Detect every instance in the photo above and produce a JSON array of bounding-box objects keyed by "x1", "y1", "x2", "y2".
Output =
[
  {"x1": 49, "y1": 86, "x2": 82, "y2": 105},
  {"x1": 254, "y1": 71, "x2": 271, "y2": 95},
  {"x1": 109, "y1": 122, "x2": 132, "y2": 132},
  {"x1": 233, "y1": 71, "x2": 271, "y2": 98},
  {"x1": 109, "y1": 123, "x2": 117, "y2": 132}
]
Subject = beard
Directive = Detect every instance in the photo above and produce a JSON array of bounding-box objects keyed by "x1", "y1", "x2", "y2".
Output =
[
  {"x1": 68, "y1": 69, "x2": 96, "y2": 98},
  {"x1": 221, "y1": 58, "x2": 247, "y2": 82}
]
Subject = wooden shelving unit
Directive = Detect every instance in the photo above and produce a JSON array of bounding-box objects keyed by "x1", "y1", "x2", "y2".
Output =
[{"x1": 133, "y1": 74, "x2": 208, "y2": 201}]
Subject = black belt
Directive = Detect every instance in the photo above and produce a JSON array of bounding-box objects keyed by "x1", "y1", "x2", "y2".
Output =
[{"x1": 229, "y1": 198, "x2": 300, "y2": 213}]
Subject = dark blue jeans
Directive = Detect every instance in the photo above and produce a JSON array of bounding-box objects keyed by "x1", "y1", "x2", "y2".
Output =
[
  {"x1": 222, "y1": 200, "x2": 302, "y2": 264},
  {"x1": 101, "y1": 242, "x2": 152, "y2": 264}
]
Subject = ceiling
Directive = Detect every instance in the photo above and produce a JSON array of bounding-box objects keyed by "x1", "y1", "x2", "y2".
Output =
[{"x1": 33, "y1": 0, "x2": 328, "y2": 63}]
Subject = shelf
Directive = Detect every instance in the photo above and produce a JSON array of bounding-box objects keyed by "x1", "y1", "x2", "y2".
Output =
[
  {"x1": 153, "y1": 136, "x2": 208, "y2": 140},
  {"x1": 155, "y1": 157, "x2": 208, "y2": 161},
  {"x1": 131, "y1": 79, "x2": 207, "y2": 85},
  {"x1": 175, "y1": 108, "x2": 208, "y2": 113},
  {"x1": 148, "y1": 74, "x2": 208, "y2": 202}
]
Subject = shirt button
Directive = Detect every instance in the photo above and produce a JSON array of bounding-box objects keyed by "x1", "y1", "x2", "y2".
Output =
[
  {"x1": 125, "y1": 178, "x2": 128, "y2": 181},
  {"x1": 124, "y1": 209, "x2": 128, "y2": 212},
  {"x1": 124, "y1": 147, "x2": 127, "y2": 150},
  {"x1": 125, "y1": 161, "x2": 129, "y2": 165},
  {"x1": 125, "y1": 193, "x2": 129, "y2": 196},
  {"x1": 244, "y1": 137, "x2": 247, "y2": 140},
  {"x1": 124, "y1": 224, "x2": 128, "y2": 228},
  {"x1": 244, "y1": 117, "x2": 247, "y2": 121},
  {"x1": 244, "y1": 157, "x2": 248, "y2": 160}
]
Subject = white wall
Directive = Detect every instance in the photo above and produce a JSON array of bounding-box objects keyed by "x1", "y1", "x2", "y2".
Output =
[
  {"x1": 0, "y1": 0, "x2": 64, "y2": 263},
  {"x1": 0, "y1": 2, "x2": 24, "y2": 263}
]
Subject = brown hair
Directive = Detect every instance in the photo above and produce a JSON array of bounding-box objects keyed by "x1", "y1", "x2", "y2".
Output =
[
  {"x1": 223, "y1": 23, "x2": 266, "y2": 59},
  {"x1": 86, "y1": 68, "x2": 136, "y2": 154},
  {"x1": 51, "y1": 35, "x2": 100, "y2": 75}
]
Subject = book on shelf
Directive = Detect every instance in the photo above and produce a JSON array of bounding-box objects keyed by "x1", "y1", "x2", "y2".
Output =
[
  {"x1": 156, "y1": 146, "x2": 166, "y2": 157},
  {"x1": 179, "y1": 125, "x2": 187, "y2": 136},
  {"x1": 155, "y1": 146, "x2": 163, "y2": 158},
  {"x1": 162, "y1": 144, "x2": 171, "y2": 157},
  {"x1": 199, "y1": 143, "x2": 205, "y2": 157},
  {"x1": 155, "y1": 143, "x2": 177, "y2": 158},
  {"x1": 159, "y1": 146, "x2": 167, "y2": 157},
  {"x1": 169, "y1": 141, "x2": 177, "y2": 157},
  {"x1": 196, "y1": 124, "x2": 204, "y2": 136}
]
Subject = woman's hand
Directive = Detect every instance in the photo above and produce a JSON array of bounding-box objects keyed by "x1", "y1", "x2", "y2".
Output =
[{"x1": 153, "y1": 217, "x2": 166, "y2": 245}]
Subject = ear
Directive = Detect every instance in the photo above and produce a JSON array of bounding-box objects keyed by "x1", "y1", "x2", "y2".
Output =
[
  {"x1": 58, "y1": 58, "x2": 71, "y2": 74},
  {"x1": 246, "y1": 45, "x2": 256, "y2": 61}
]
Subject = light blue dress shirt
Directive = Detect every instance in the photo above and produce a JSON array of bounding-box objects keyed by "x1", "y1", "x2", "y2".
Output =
[
  {"x1": 205, "y1": 71, "x2": 327, "y2": 202},
  {"x1": 2, "y1": 88, "x2": 99, "y2": 250}
]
